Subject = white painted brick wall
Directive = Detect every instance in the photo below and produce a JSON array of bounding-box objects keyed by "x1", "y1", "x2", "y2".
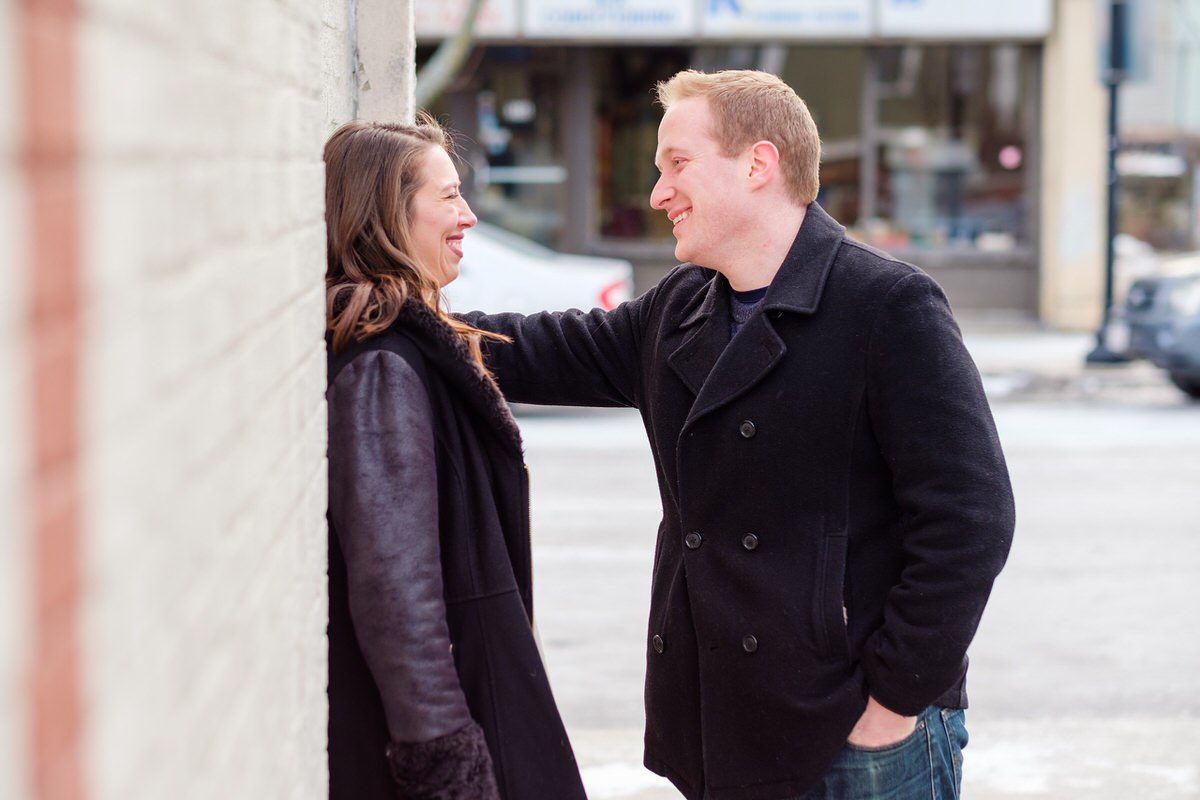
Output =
[
  {"x1": 75, "y1": 1, "x2": 355, "y2": 797},
  {"x1": 0, "y1": 0, "x2": 32, "y2": 796}
]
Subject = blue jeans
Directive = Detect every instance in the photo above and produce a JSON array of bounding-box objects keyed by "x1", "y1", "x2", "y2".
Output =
[
  {"x1": 703, "y1": 706, "x2": 968, "y2": 800},
  {"x1": 795, "y1": 706, "x2": 968, "y2": 800}
]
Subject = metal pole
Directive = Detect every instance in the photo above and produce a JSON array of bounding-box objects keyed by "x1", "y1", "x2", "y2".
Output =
[{"x1": 1087, "y1": 0, "x2": 1130, "y2": 363}]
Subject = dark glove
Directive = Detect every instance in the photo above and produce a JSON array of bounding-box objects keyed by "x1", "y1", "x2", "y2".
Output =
[{"x1": 386, "y1": 721, "x2": 501, "y2": 800}]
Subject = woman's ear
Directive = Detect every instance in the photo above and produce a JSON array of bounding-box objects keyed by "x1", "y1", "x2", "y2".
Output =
[{"x1": 746, "y1": 140, "x2": 781, "y2": 191}]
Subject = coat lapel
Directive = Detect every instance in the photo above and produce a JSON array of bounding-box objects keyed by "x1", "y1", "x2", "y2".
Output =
[
  {"x1": 666, "y1": 274, "x2": 729, "y2": 397},
  {"x1": 689, "y1": 312, "x2": 786, "y2": 423}
]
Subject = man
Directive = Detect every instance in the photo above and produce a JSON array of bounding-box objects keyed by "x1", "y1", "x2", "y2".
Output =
[{"x1": 466, "y1": 69, "x2": 1015, "y2": 800}]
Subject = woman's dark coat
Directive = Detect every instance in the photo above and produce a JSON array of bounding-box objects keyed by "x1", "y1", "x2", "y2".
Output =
[
  {"x1": 326, "y1": 300, "x2": 587, "y2": 799},
  {"x1": 466, "y1": 203, "x2": 1016, "y2": 800}
]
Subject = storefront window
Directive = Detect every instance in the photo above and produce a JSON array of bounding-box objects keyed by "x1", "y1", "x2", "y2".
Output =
[
  {"x1": 783, "y1": 46, "x2": 867, "y2": 232},
  {"x1": 471, "y1": 49, "x2": 568, "y2": 246},
  {"x1": 1118, "y1": 141, "x2": 1198, "y2": 251},
  {"x1": 423, "y1": 39, "x2": 1039, "y2": 279},
  {"x1": 421, "y1": 46, "x2": 570, "y2": 247},
  {"x1": 595, "y1": 47, "x2": 690, "y2": 241},
  {"x1": 866, "y1": 44, "x2": 1034, "y2": 252}
]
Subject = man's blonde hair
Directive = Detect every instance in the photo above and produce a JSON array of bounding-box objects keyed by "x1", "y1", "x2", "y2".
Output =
[{"x1": 656, "y1": 69, "x2": 820, "y2": 205}]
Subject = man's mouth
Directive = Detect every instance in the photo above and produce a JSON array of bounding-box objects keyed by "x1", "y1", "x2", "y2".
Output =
[{"x1": 670, "y1": 210, "x2": 691, "y2": 226}]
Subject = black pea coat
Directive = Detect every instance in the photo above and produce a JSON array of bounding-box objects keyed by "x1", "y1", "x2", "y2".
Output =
[
  {"x1": 466, "y1": 203, "x2": 1016, "y2": 800},
  {"x1": 326, "y1": 300, "x2": 587, "y2": 799}
]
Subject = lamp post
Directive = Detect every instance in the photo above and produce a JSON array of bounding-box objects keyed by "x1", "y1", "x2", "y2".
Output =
[{"x1": 1087, "y1": 0, "x2": 1131, "y2": 364}]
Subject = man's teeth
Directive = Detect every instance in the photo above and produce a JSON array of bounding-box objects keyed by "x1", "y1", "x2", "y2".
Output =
[{"x1": 671, "y1": 211, "x2": 690, "y2": 225}]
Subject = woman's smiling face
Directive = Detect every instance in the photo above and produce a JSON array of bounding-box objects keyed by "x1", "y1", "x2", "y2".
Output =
[{"x1": 410, "y1": 144, "x2": 477, "y2": 288}]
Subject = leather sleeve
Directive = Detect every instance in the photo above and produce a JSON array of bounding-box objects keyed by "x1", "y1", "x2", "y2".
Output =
[{"x1": 327, "y1": 349, "x2": 474, "y2": 743}]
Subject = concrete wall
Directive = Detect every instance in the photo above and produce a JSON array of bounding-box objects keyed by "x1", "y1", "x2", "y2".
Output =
[
  {"x1": 1040, "y1": 0, "x2": 1108, "y2": 329},
  {"x1": 0, "y1": 0, "x2": 32, "y2": 795}
]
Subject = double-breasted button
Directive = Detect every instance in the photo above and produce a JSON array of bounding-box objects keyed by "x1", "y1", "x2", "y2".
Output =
[
  {"x1": 652, "y1": 634, "x2": 665, "y2": 654},
  {"x1": 741, "y1": 533, "x2": 759, "y2": 551},
  {"x1": 739, "y1": 420, "x2": 756, "y2": 439},
  {"x1": 742, "y1": 635, "x2": 758, "y2": 654},
  {"x1": 684, "y1": 531, "x2": 703, "y2": 550}
]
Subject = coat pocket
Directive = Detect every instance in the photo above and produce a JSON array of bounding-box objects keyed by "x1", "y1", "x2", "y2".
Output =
[{"x1": 814, "y1": 532, "x2": 851, "y2": 663}]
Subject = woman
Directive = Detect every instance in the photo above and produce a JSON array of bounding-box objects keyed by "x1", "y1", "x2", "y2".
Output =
[{"x1": 324, "y1": 117, "x2": 587, "y2": 800}]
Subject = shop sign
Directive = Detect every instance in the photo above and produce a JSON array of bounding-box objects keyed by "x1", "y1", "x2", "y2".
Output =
[
  {"x1": 415, "y1": 0, "x2": 520, "y2": 39},
  {"x1": 701, "y1": 0, "x2": 871, "y2": 38},
  {"x1": 877, "y1": 0, "x2": 1052, "y2": 38},
  {"x1": 523, "y1": 0, "x2": 695, "y2": 38}
]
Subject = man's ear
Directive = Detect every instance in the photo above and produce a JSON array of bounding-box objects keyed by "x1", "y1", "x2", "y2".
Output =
[{"x1": 746, "y1": 140, "x2": 781, "y2": 190}]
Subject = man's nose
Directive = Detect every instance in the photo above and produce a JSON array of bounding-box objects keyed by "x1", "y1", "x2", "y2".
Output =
[{"x1": 650, "y1": 175, "x2": 671, "y2": 210}]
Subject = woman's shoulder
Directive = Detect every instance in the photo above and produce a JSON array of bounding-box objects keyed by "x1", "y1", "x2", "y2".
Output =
[
  {"x1": 328, "y1": 319, "x2": 429, "y2": 386},
  {"x1": 328, "y1": 335, "x2": 434, "y2": 416}
]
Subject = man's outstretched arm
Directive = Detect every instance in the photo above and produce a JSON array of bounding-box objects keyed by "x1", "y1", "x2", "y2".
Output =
[{"x1": 463, "y1": 293, "x2": 653, "y2": 409}]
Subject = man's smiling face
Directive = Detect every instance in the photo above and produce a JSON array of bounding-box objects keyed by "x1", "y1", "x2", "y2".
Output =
[{"x1": 650, "y1": 96, "x2": 752, "y2": 272}]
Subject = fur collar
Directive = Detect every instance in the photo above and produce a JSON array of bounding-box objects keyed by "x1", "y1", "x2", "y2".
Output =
[{"x1": 391, "y1": 299, "x2": 524, "y2": 456}]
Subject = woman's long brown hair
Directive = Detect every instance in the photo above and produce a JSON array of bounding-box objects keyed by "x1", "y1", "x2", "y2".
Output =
[{"x1": 323, "y1": 115, "x2": 506, "y2": 364}]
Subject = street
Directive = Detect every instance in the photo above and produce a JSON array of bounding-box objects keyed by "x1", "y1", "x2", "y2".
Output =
[{"x1": 518, "y1": 331, "x2": 1200, "y2": 799}]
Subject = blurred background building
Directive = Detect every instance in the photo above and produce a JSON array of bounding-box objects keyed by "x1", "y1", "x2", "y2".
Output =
[
  {"x1": 418, "y1": 0, "x2": 1200, "y2": 328},
  {"x1": 1119, "y1": 1, "x2": 1200, "y2": 254}
]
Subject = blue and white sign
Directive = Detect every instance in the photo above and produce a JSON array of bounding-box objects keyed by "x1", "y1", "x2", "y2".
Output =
[
  {"x1": 415, "y1": 0, "x2": 520, "y2": 39},
  {"x1": 878, "y1": 0, "x2": 1052, "y2": 38},
  {"x1": 702, "y1": 0, "x2": 871, "y2": 39},
  {"x1": 524, "y1": 0, "x2": 695, "y2": 39}
]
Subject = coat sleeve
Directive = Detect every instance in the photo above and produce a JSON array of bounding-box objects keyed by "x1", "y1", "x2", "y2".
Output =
[
  {"x1": 861, "y1": 271, "x2": 1016, "y2": 715},
  {"x1": 327, "y1": 349, "x2": 498, "y2": 797},
  {"x1": 462, "y1": 288, "x2": 655, "y2": 408}
]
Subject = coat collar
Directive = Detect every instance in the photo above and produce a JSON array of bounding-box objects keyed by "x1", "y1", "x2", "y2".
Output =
[
  {"x1": 667, "y1": 202, "x2": 845, "y2": 421},
  {"x1": 677, "y1": 201, "x2": 845, "y2": 331},
  {"x1": 390, "y1": 299, "x2": 524, "y2": 456}
]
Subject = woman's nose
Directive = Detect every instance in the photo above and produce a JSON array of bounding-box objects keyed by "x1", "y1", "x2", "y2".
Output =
[{"x1": 460, "y1": 200, "x2": 477, "y2": 228}]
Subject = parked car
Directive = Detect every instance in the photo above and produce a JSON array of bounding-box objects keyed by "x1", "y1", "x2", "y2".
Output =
[
  {"x1": 1116, "y1": 270, "x2": 1200, "y2": 398},
  {"x1": 444, "y1": 221, "x2": 634, "y2": 315}
]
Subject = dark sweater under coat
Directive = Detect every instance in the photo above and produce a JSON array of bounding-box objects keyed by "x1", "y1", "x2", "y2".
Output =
[
  {"x1": 326, "y1": 300, "x2": 587, "y2": 799},
  {"x1": 465, "y1": 203, "x2": 1016, "y2": 800}
]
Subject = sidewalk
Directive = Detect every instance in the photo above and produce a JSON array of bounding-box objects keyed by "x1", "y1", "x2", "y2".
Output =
[{"x1": 958, "y1": 315, "x2": 1182, "y2": 403}]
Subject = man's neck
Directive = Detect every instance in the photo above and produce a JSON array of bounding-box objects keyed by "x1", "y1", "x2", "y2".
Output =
[{"x1": 720, "y1": 203, "x2": 808, "y2": 292}]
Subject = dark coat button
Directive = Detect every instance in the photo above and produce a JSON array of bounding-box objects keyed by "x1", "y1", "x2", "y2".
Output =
[
  {"x1": 741, "y1": 533, "x2": 759, "y2": 551},
  {"x1": 742, "y1": 635, "x2": 758, "y2": 654},
  {"x1": 652, "y1": 634, "x2": 664, "y2": 654},
  {"x1": 739, "y1": 420, "x2": 756, "y2": 438},
  {"x1": 684, "y1": 531, "x2": 703, "y2": 549}
]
